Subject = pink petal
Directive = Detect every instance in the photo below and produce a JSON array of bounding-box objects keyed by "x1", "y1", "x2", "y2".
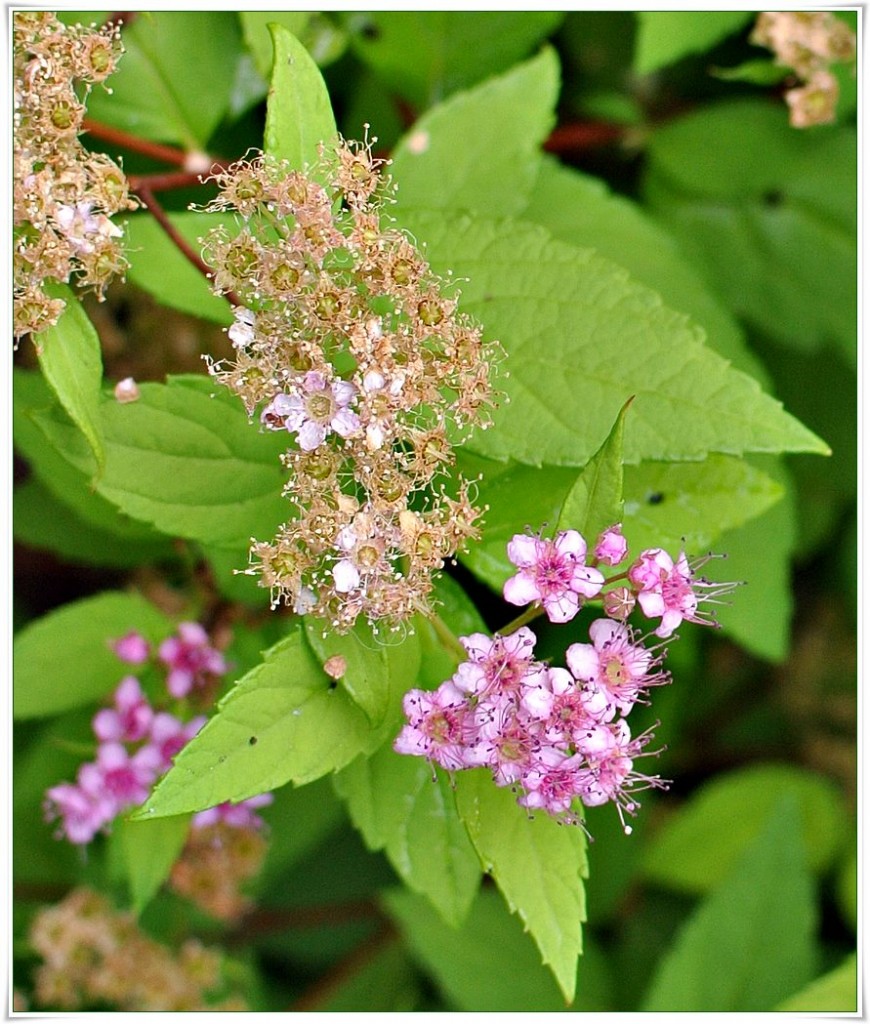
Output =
[
  {"x1": 506, "y1": 534, "x2": 540, "y2": 568},
  {"x1": 503, "y1": 571, "x2": 540, "y2": 607}
]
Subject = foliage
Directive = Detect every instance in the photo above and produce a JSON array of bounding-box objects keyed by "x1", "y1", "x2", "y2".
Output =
[{"x1": 12, "y1": 10, "x2": 856, "y2": 1014}]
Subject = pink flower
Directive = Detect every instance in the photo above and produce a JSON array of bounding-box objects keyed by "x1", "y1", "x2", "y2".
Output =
[
  {"x1": 192, "y1": 793, "x2": 273, "y2": 831},
  {"x1": 261, "y1": 370, "x2": 360, "y2": 450},
  {"x1": 503, "y1": 530, "x2": 604, "y2": 623},
  {"x1": 566, "y1": 619, "x2": 666, "y2": 717},
  {"x1": 459, "y1": 627, "x2": 538, "y2": 694},
  {"x1": 78, "y1": 742, "x2": 162, "y2": 811},
  {"x1": 594, "y1": 524, "x2": 628, "y2": 566},
  {"x1": 44, "y1": 782, "x2": 112, "y2": 845},
  {"x1": 93, "y1": 676, "x2": 154, "y2": 743},
  {"x1": 393, "y1": 683, "x2": 481, "y2": 771},
  {"x1": 149, "y1": 712, "x2": 207, "y2": 771},
  {"x1": 628, "y1": 549, "x2": 699, "y2": 637},
  {"x1": 158, "y1": 622, "x2": 227, "y2": 698},
  {"x1": 111, "y1": 631, "x2": 150, "y2": 665}
]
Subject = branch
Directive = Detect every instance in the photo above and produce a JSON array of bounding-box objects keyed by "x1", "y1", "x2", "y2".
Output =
[
  {"x1": 544, "y1": 121, "x2": 626, "y2": 155},
  {"x1": 82, "y1": 117, "x2": 191, "y2": 167}
]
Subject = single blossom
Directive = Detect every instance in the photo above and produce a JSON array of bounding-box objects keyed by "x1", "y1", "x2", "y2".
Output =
[
  {"x1": 261, "y1": 371, "x2": 360, "y2": 451},
  {"x1": 92, "y1": 675, "x2": 154, "y2": 743},
  {"x1": 44, "y1": 782, "x2": 111, "y2": 845},
  {"x1": 594, "y1": 524, "x2": 628, "y2": 566},
  {"x1": 158, "y1": 622, "x2": 227, "y2": 698},
  {"x1": 628, "y1": 548, "x2": 734, "y2": 638},
  {"x1": 503, "y1": 530, "x2": 604, "y2": 623},
  {"x1": 228, "y1": 306, "x2": 256, "y2": 348},
  {"x1": 111, "y1": 631, "x2": 150, "y2": 665}
]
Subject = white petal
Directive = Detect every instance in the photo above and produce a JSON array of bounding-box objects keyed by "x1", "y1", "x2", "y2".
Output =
[
  {"x1": 297, "y1": 420, "x2": 326, "y2": 450},
  {"x1": 332, "y1": 559, "x2": 360, "y2": 593}
]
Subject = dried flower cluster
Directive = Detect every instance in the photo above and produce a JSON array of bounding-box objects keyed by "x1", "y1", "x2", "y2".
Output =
[
  {"x1": 170, "y1": 816, "x2": 270, "y2": 921},
  {"x1": 396, "y1": 523, "x2": 738, "y2": 831},
  {"x1": 751, "y1": 11, "x2": 856, "y2": 127},
  {"x1": 201, "y1": 138, "x2": 500, "y2": 632},
  {"x1": 13, "y1": 11, "x2": 136, "y2": 340},
  {"x1": 28, "y1": 888, "x2": 247, "y2": 1011}
]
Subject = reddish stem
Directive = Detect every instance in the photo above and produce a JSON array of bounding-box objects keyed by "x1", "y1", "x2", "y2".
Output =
[
  {"x1": 127, "y1": 168, "x2": 227, "y2": 193},
  {"x1": 224, "y1": 899, "x2": 384, "y2": 945},
  {"x1": 544, "y1": 121, "x2": 625, "y2": 154},
  {"x1": 133, "y1": 185, "x2": 239, "y2": 309},
  {"x1": 82, "y1": 117, "x2": 190, "y2": 167}
]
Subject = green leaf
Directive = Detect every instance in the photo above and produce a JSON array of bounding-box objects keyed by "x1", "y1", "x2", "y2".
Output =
[
  {"x1": 14, "y1": 370, "x2": 165, "y2": 545},
  {"x1": 454, "y1": 769, "x2": 587, "y2": 1003},
  {"x1": 711, "y1": 58, "x2": 790, "y2": 86},
  {"x1": 644, "y1": 100, "x2": 857, "y2": 363},
  {"x1": 304, "y1": 617, "x2": 421, "y2": 728},
  {"x1": 391, "y1": 48, "x2": 559, "y2": 218},
  {"x1": 622, "y1": 454, "x2": 784, "y2": 554},
  {"x1": 776, "y1": 954, "x2": 857, "y2": 1013},
  {"x1": 14, "y1": 591, "x2": 175, "y2": 719},
  {"x1": 138, "y1": 627, "x2": 394, "y2": 819},
  {"x1": 117, "y1": 814, "x2": 191, "y2": 915},
  {"x1": 557, "y1": 397, "x2": 630, "y2": 538},
  {"x1": 341, "y1": 11, "x2": 564, "y2": 109},
  {"x1": 123, "y1": 213, "x2": 233, "y2": 325},
  {"x1": 335, "y1": 745, "x2": 482, "y2": 928},
  {"x1": 240, "y1": 12, "x2": 346, "y2": 80},
  {"x1": 642, "y1": 763, "x2": 850, "y2": 894},
  {"x1": 13, "y1": 477, "x2": 175, "y2": 569},
  {"x1": 86, "y1": 12, "x2": 242, "y2": 148},
  {"x1": 634, "y1": 11, "x2": 752, "y2": 75},
  {"x1": 520, "y1": 157, "x2": 767, "y2": 381},
  {"x1": 35, "y1": 284, "x2": 105, "y2": 478},
  {"x1": 383, "y1": 885, "x2": 570, "y2": 1011},
  {"x1": 708, "y1": 458, "x2": 796, "y2": 661},
  {"x1": 398, "y1": 211, "x2": 828, "y2": 467},
  {"x1": 264, "y1": 23, "x2": 337, "y2": 169},
  {"x1": 642, "y1": 796, "x2": 817, "y2": 1011},
  {"x1": 835, "y1": 847, "x2": 857, "y2": 933},
  {"x1": 417, "y1": 574, "x2": 488, "y2": 689},
  {"x1": 32, "y1": 375, "x2": 289, "y2": 547}
]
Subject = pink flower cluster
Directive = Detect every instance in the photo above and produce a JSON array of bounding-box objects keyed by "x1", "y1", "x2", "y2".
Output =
[
  {"x1": 504, "y1": 524, "x2": 734, "y2": 639},
  {"x1": 44, "y1": 623, "x2": 270, "y2": 846},
  {"x1": 396, "y1": 524, "x2": 738, "y2": 831}
]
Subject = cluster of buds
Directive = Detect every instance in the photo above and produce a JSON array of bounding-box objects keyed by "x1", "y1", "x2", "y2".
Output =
[
  {"x1": 201, "y1": 136, "x2": 500, "y2": 633},
  {"x1": 28, "y1": 888, "x2": 248, "y2": 1010},
  {"x1": 43, "y1": 622, "x2": 271, "y2": 847},
  {"x1": 395, "y1": 524, "x2": 738, "y2": 832},
  {"x1": 751, "y1": 11, "x2": 856, "y2": 128},
  {"x1": 13, "y1": 11, "x2": 137, "y2": 340}
]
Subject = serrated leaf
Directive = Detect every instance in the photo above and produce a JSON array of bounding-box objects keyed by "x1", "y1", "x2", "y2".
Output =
[
  {"x1": 341, "y1": 11, "x2": 564, "y2": 109},
  {"x1": 32, "y1": 375, "x2": 289, "y2": 547},
  {"x1": 557, "y1": 397, "x2": 630, "y2": 538},
  {"x1": 123, "y1": 212, "x2": 232, "y2": 325},
  {"x1": 642, "y1": 763, "x2": 850, "y2": 893},
  {"x1": 454, "y1": 769, "x2": 586, "y2": 1003},
  {"x1": 335, "y1": 745, "x2": 481, "y2": 928},
  {"x1": 621, "y1": 454, "x2": 784, "y2": 554},
  {"x1": 86, "y1": 12, "x2": 241, "y2": 148},
  {"x1": 304, "y1": 617, "x2": 421, "y2": 727},
  {"x1": 383, "y1": 886, "x2": 570, "y2": 1011},
  {"x1": 520, "y1": 157, "x2": 767, "y2": 381},
  {"x1": 241, "y1": 12, "x2": 346, "y2": 81},
  {"x1": 642, "y1": 796, "x2": 816, "y2": 1010},
  {"x1": 644, "y1": 100, "x2": 857, "y2": 363},
  {"x1": 776, "y1": 954, "x2": 857, "y2": 1013},
  {"x1": 264, "y1": 23, "x2": 337, "y2": 169},
  {"x1": 634, "y1": 11, "x2": 752, "y2": 75},
  {"x1": 397, "y1": 211, "x2": 827, "y2": 466},
  {"x1": 117, "y1": 814, "x2": 191, "y2": 916},
  {"x1": 137, "y1": 627, "x2": 397, "y2": 819},
  {"x1": 14, "y1": 370, "x2": 165, "y2": 544},
  {"x1": 391, "y1": 48, "x2": 559, "y2": 217},
  {"x1": 13, "y1": 477, "x2": 174, "y2": 568},
  {"x1": 14, "y1": 592, "x2": 175, "y2": 719},
  {"x1": 35, "y1": 284, "x2": 105, "y2": 478}
]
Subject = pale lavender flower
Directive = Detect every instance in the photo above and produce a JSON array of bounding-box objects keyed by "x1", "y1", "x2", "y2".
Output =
[
  {"x1": 262, "y1": 370, "x2": 360, "y2": 450},
  {"x1": 503, "y1": 530, "x2": 604, "y2": 623}
]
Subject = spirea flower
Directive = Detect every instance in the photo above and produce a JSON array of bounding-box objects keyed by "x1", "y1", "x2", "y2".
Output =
[
  {"x1": 201, "y1": 137, "x2": 501, "y2": 632},
  {"x1": 158, "y1": 622, "x2": 227, "y2": 698},
  {"x1": 13, "y1": 12, "x2": 136, "y2": 340},
  {"x1": 503, "y1": 530, "x2": 604, "y2": 623}
]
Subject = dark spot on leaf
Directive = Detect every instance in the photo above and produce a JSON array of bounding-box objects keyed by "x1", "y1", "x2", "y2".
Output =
[
  {"x1": 328, "y1": 680, "x2": 338, "y2": 690},
  {"x1": 359, "y1": 20, "x2": 380, "y2": 41},
  {"x1": 647, "y1": 492, "x2": 664, "y2": 505},
  {"x1": 249, "y1": 736, "x2": 258, "y2": 746},
  {"x1": 763, "y1": 189, "x2": 784, "y2": 207}
]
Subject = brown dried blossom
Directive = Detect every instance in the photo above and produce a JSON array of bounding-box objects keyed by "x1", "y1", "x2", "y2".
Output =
[
  {"x1": 28, "y1": 887, "x2": 247, "y2": 1011},
  {"x1": 201, "y1": 137, "x2": 501, "y2": 633},
  {"x1": 13, "y1": 12, "x2": 137, "y2": 341},
  {"x1": 751, "y1": 11, "x2": 856, "y2": 127}
]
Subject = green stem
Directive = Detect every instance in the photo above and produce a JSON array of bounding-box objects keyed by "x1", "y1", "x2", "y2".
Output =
[{"x1": 426, "y1": 610, "x2": 467, "y2": 663}]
